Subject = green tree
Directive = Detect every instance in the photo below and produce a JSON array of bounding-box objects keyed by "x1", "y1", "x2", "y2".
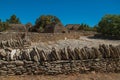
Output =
[
  {"x1": 31, "y1": 15, "x2": 61, "y2": 32},
  {"x1": 0, "y1": 19, "x2": 2, "y2": 31},
  {"x1": 97, "y1": 14, "x2": 120, "y2": 37},
  {"x1": 6, "y1": 14, "x2": 21, "y2": 24},
  {"x1": 78, "y1": 23, "x2": 93, "y2": 31},
  {"x1": 92, "y1": 25, "x2": 98, "y2": 31},
  {"x1": 0, "y1": 21, "x2": 10, "y2": 32},
  {"x1": 0, "y1": 19, "x2": 1, "y2": 23}
]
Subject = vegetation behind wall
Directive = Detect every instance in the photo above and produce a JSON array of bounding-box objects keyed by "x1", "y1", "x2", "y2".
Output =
[{"x1": 97, "y1": 14, "x2": 120, "y2": 38}]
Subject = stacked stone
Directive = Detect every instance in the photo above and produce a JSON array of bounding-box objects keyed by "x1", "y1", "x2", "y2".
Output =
[
  {"x1": 0, "y1": 44, "x2": 120, "y2": 61},
  {"x1": 0, "y1": 59, "x2": 119, "y2": 76},
  {"x1": 0, "y1": 39, "x2": 30, "y2": 49},
  {"x1": 0, "y1": 44, "x2": 120, "y2": 75},
  {"x1": 17, "y1": 44, "x2": 120, "y2": 61}
]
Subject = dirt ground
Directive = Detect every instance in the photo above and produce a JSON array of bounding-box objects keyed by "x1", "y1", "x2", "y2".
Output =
[{"x1": 0, "y1": 73, "x2": 120, "y2": 80}]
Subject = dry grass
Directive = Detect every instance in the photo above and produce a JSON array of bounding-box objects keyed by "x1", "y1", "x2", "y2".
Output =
[{"x1": 0, "y1": 73, "x2": 120, "y2": 80}]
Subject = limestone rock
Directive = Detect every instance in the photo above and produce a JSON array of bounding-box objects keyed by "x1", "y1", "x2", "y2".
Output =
[{"x1": 15, "y1": 61, "x2": 24, "y2": 66}]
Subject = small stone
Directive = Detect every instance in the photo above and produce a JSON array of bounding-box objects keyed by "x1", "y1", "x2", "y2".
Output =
[
  {"x1": 1, "y1": 66, "x2": 8, "y2": 71},
  {"x1": 5, "y1": 48, "x2": 12, "y2": 52},
  {"x1": 0, "y1": 49, "x2": 6, "y2": 57},
  {"x1": 7, "y1": 65, "x2": 15, "y2": 68},
  {"x1": 15, "y1": 61, "x2": 24, "y2": 66},
  {"x1": 1, "y1": 61, "x2": 8, "y2": 65},
  {"x1": 24, "y1": 60, "x2": 33, "y2": 64},
  {"x1": 91, "y1": 71, "x2": 96, "y2": 74},
  {"x1": 0, "y1": 70, "x2": 7, "y2": 76},
  {"x1": 15, "y1": 71, "x2": 22, "y2": 75},
  {"x1": 33, "y1": 55, "x2": 39, "y2": 62}
]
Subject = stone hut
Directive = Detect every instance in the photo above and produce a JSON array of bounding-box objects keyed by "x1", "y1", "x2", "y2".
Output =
[
  {"x1": 65, "y1": 24, "x2": 80, "y2": 31},
  {"x1": 8, "y1": 24, "x2": 26, "y2": 32},
  {"x1": 8, "y1": 24, "x2": 32, "y2": 32},
  {"x1": 44, "y1": 23, "x2": 67, "y2": 33}
]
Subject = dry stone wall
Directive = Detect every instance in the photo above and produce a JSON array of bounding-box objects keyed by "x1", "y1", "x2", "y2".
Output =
[
  {"x1": 0, "y1": 39, "x2": 29, "y2": 49},
  {"x1": 0, "y1": 44, "x2": 120, "y2": 75},
  {"x1": 0, "y1": 32, "x2": 95, "y2": 42}
]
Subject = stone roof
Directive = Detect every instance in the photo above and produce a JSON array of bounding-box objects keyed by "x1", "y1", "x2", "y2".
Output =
[
  {"x1": 8, "y1": 24, "x2": 26, "y2": 32},
  {"x1": 44, "y1": 23, "x2": 68, "y2": 33},
  {"x1": 65, "y1": 24, "x2": 80, "y2": 31}
]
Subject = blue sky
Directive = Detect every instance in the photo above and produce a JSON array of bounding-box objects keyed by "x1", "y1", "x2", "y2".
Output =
[{"x1": 0, "y1": 0, "x2": 120, "y2": 27}]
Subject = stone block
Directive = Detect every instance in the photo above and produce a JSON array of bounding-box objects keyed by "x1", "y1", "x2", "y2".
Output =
[
  {"x1": 15, "y1": 61, "x2": 24, "y2": 66},
  {"x1": 7, "y1": 65, "x2": 15, "y2": 68},
  {"x1": 0, "y1": 70, "x2": 7, "y2": 76}
]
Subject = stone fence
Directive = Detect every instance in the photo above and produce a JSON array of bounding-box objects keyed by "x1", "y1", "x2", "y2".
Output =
[
  {"x1": 0, "y1": 44, "x2": 120, "y2": 75},
  {"x1": 0, "y1": 32, "x2": 95, "y2": 42},
  {"x1": 0, "y1": 59, "x2": 119, "y2": 76},
  {"x1": 0, "y1": 39, "x2": 31, "y2": 49}
]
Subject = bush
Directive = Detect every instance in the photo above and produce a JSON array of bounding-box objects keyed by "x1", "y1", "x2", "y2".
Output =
[
  {"x1": 78, "y1": 23, "x2": 96, "y2": 31},
  {"x1": 97, "y1": 14, "x2": 120, "y2": 38},
  {"x1": 0, "y1": 20, "x2": 10, "y2": 32}
]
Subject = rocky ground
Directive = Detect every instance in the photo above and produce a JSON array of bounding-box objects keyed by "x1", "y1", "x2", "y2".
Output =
[
  {"x1": 0, "y1": 73, "x2": 120, "y2": 80},
  {"x1": 31, "y1": 36, "x2": 120, "y2": 52}
]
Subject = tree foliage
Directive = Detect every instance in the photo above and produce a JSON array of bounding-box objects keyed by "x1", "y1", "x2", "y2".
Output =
[
  {"x1": 97, "y1": 14, "x2": 120, "y2": 37},
  {"x1": 6, "y1": 14, "x2": 21, "y2": 24},
  {"x1": 0, "y1": 14, "x2": 21, "y2": 31},
  {"x1": 78, "y1": 23, "x2": 95, "y2": 31},
  {"x1": 30, "y1": 15, "x2": 61, "y2": 32},
  {"x1": 0, "y1": 20, "x2": 10, "y2": 32}
]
